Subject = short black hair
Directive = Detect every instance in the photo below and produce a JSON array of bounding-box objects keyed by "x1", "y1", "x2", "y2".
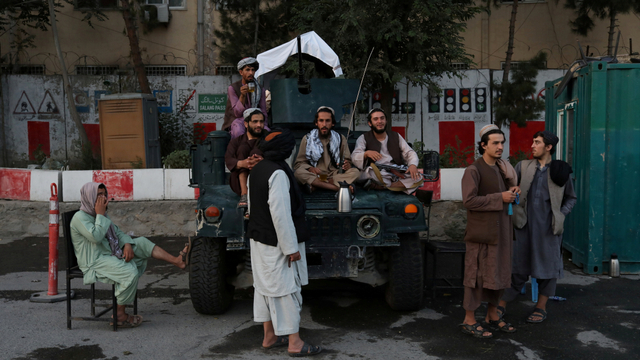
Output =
[
  {"x1": 533, "y1": 131, "x2": 556, "y2": 155},
  {"x1": 314, "y1": 108, "x2": 336, "y2": 125},
  {"x1": 477, "y1": 129, "x2": 505, "y2": 155}
]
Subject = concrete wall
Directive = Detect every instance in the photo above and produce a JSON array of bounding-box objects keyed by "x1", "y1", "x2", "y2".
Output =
[{"x1": 1, "y1": 69, "x2": 565, "y2": 168}]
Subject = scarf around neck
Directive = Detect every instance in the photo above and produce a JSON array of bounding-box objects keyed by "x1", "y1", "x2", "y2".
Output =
[
  {"x1": 80, "y1": 182, "x2": 123, "y2": 259},
  {"x1": 305, "y1": 129, "x2": 341, "y2": 168}
]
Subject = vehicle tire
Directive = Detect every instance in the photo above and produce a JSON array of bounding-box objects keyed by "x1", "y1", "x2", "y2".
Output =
[
  {"x1": 189, "y1": 237, "x2": 234, "y2": 315},
  {"x1": 385, "y1": 232, "x2": 424, "y2": 311}
]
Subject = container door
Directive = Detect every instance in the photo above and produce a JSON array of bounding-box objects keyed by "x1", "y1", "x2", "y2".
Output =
[
  {"x1": 99, "y1": 99, "x2": 146, "y2": 169},
  {"x1": 142, "y1": 98, "x2": 161, "y2": 168}
]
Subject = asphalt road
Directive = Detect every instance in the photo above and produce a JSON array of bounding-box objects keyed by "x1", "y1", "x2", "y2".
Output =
[{"x1": 1, "y1": 236, "x2": 638, "y2": 360}]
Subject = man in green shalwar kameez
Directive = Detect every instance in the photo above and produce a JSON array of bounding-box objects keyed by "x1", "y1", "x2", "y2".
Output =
[{"x1": 70, "y1": 182, "x2": 190, "y2": 328}]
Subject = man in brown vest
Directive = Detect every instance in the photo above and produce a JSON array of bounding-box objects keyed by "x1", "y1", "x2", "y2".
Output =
[
  {"x1": 351, "y1": 108, "x2": 422, "y2": 194},
  {"x1": 459, "y1": 124, "x2": 519, "y2": 339},
  {"x1": 223, "y1": 57, "x2": 270, "y2": 138}
]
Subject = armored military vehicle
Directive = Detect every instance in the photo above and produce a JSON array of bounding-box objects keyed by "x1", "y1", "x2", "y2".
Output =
[{"x1": 187, "y1": 34, "x2": 439, "y2": 315}]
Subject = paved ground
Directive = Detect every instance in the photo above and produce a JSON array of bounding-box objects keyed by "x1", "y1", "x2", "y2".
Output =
[{"x1": 1, "y1": 236, "x2": 639, "y2": 360}]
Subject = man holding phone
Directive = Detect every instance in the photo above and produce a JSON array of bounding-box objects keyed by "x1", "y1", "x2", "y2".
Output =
[
  {"x1": 223, "y1": 57, "x2": 270, "y2": 138},
  {"x1": 70, "y1": 182, "x2": 190, "y2": 328}
]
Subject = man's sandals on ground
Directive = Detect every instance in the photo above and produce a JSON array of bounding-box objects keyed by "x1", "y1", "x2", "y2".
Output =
[
  {"x1": 288, "y1": 343, "x2": 322, "y2": 357},
  {"x1": 484, "y1": 318, "x2": 517, "y2": 333},
  {"x1": 110, "y1": 314, "x2": 143, "y2": 328},
  {"x1": 262, "y1": 336, "x2": 289, "y2": 350},
  {"x1": 459, "y1": 323, "x2": 493, "y2": 339},
  {"x1": 527, "y1": 308, "x2": 547, "y2": 323}
]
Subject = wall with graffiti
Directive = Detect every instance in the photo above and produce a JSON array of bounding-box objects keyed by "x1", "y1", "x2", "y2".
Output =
[{"x1": 1, "y1": 69, "x2": 565, "y2": 168}]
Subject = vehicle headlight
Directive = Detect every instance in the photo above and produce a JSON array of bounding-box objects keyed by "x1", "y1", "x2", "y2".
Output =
[
  {"x1": 204, "y1": 206, "x2": 221, "y2": 222},
  {"x1": 357, "y1": 215, "x2": 381, "y2": 239}
]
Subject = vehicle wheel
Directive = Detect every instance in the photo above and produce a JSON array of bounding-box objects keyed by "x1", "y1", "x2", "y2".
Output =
[
  {"x1": 385, "y1": 232, "x2": 424, "y2": 311},
  {"x1": 189, "y1": 237, "x2": 234, "y2": 315}
]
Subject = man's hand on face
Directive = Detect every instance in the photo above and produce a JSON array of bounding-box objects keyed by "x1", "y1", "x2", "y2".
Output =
[
  {"x1": 287, "y1": 251, "x2": 301, "y2": 268},
  {"x1": 122, "y1": 243, "x2": 134, "y2": 262},
  {"x1": 365, "y1": 150, "x2": 382, "y2": 162},
  {"x1": 502, "y1": 191, "x2": 517, "y2": 203},
  {"x1": 342, "y1": 159, "x2": 351, "y2": 171},
  {"x1": 407, "y1": 164, "x2": 420, "y2": 181},
  {"x1": 95, "y1": 194, "x2": 108, "y2": 216},
  {"x1": 308, "y1": 167, "x2": 322, "y2": 175}
]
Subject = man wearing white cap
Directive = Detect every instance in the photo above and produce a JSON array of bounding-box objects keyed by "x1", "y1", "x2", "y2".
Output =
[
  {"x1": 459, "y1": 124, "x2": 519, "y2": 339},
  {"x1": 225, "y1": 108, "x2": 265, "y2": 208},
  {"x1": 223, "y1": 57, "x2": 270, "y2": 138},
  {"x1": 294, "y1": 106, "x2": 360, "y2": 192}
]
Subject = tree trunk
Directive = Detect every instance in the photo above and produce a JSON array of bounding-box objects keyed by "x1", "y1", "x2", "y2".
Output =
[
  {"x1": 380, "y1": 80, "x2": 394, "y2": 127},
  {"x1": 47, "y1": 0, "x2": 89, "y2": 151},
  {"x1": 607, "y1": 10, "x2": 617, "y2": 56},
  {"x1": 120, "y1": 0, "x2": 151, "y2": 94},
  {"x1": 253, "y1": 0, "x2": 260, "y2": 57},
  {"x1": 502, "y1": 0, "x2": 518, "y2": 85}
]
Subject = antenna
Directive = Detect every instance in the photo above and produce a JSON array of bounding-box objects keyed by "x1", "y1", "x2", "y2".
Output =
[
  {"x1": 346, "y1": 47, "x2": 375, "y2": 140},
  {"x1": 577, "y1": 39, "x2": 587, "y2": 60},
  {"x1": 613, "y1": 30, "x2": 621, "y2": 59}
]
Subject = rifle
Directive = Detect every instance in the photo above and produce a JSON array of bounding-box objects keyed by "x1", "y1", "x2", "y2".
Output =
[{"x1": 374, "y1": 162, "x2": 436, "y2": 181}]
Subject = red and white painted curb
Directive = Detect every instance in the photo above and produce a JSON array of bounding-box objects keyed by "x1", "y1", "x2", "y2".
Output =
[{"x1": 1, "y1": 167, "x2": 464, "y2": 202}]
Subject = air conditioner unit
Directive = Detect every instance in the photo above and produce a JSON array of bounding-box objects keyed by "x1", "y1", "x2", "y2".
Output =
[{"x1": 155, "y1": 4, "x2": 169, "y2": 23}]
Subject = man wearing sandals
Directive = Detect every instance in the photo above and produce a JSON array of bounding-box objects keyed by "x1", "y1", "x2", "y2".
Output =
[
  {"x1": 70, "y1": 182, "x2": 190, "y2": 328},
  {"x1": 225, "y1": 107, "x2": 265, "y2": 208},
  {"x1": 247, "y1": 129, "x2": 322, "y2": 356},
  {"x1": 294, "y1": 106, "x2": 360, "y2": 193},
  {"x1": 498, "y1": 131, "x2": 577, "y2": 324},
  {"x1": 352, "y1": 108, "x2": 422, "y2": 194},
  {"x1": 459, "y1": 125, "x2": 520, "y2": 338}
]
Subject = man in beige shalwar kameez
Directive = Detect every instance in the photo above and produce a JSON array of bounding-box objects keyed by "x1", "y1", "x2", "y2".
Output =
[
  {"x1": 460, "y1": 124, "x2": 520, "y2": 338},
  {"x1": 294, "y1": 106, "x2": 360, "y2": 192}
]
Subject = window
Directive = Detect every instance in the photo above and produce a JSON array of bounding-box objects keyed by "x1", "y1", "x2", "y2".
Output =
[
  {"x1": 500, "y1": 61, "x2": 547, "y2": 70},
  {"x1": 145, "y1": 65, "x2": 187, "y2": 76},
  {"x1": 74, "y1": 0, "x2": 118, "y2": 10},
  {"x1": 146, "y1": 0, "x2": 185, "y2": 10},
  {"x1": 76, "y1": 65, "x2": 119, "y2": 75},
  {"x1": 451, "y1": 63, "x2": 470, "y2": 70},
  {"x1": 215, "y1": 65, "x2": 235, "y2": 76},
  {"x1": 1, "y1": 65, "x2": 45, "y2": 75}
]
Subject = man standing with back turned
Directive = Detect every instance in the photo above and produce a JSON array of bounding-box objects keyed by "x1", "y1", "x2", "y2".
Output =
[
  {"x1": 459, "y1": 124, "x2": 519, "y2": 338},
  {"x1": 247, "y1": 129, "x2": 322, "y2": 356},
  {"x1": 498, "y1": 131, "x2": 577, "y2": 324}
]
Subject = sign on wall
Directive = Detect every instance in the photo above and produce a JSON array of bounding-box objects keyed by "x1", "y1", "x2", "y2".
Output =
[{"x1": 198, "y1": 94, "x2": 226, "y2": 113}]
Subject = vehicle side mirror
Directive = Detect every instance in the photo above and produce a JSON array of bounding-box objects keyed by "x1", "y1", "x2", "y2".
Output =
[{"x1": 420, "y1": 151, "x2": 440, "y2": 182}]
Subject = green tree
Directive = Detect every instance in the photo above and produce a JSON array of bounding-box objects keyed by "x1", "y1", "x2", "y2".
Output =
[
  {"x1": 290, "y1": 0, "x2": 482, "y2": 117},
  {"x1": 564, "y1": 0, "x2": 640, "y2": 56},
  {"x1": 213, "y1": 0, "x2": 296, "y2": 65},
  {"x1": 492, "y1": 52, "x2": 547, "y2": 128}
]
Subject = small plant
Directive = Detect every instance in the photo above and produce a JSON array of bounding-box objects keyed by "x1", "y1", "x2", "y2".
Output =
[
  {"x1": 440, "y1": 136, "x2": 475, "y2": 168},
  {"x1": 163, "y1": 150, "x2": 191, "y2": 169},
  {"x1": 158, "y1": 93, "x2": 204, "y2": 159},
  {"x1": 31, "y1": 144, "x2": 47, "y2": 164},
  {"x1": 509, "y1": 149, "x2": 532, "y2": 167},
  {"x1": 411, "y1": 140, "x2": 425, "y2": 153},
  {"x1": 130, "y1": 156, "x2": 144, "y2": 169}
]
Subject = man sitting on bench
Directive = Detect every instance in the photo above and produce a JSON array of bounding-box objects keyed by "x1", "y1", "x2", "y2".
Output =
[{"x1": 70, "y1": 182, "x2": 190, "y2": 328}]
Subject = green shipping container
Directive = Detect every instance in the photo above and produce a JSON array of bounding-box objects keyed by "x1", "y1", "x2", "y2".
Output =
[{"x1": 545, "y1": 61, "x2": 640, "y2": 274}]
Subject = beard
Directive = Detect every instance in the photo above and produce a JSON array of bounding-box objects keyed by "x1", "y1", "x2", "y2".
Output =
[
  {"x1": 372, "y1": 125, "x2": 386, "y2": 134},
  {"x1": 247, "y1": 126, "x2": 263, "y2": 137},
  {"x1": 318, "y1": 127, "x2": 331, "y2": 139}
]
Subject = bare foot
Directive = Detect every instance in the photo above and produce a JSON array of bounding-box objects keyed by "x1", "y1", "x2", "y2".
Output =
[{"x1": 177, "y1": 244, "x2": 189, "y2": 270}]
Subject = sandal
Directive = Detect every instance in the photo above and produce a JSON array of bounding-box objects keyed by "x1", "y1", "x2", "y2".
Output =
[
  {"x1": 459, "y1": 322, "x2": 493, "y2": 339},
  {"x1": 289, "y1": 342, "x2": 322, "y2": 357},
  {"x1": 485, "y1": 319, "x2": 516, "y2": 333},
  {"x1": 527, "y1": 308, "x2": 547, "y2": 323},
  {"x1": 496, "y1": 305, "x2": 506, "y2": 319},
  {"x1": 110, "y1": 314, "x2": 143, "y2": 328},
  {"x1": 179, "y1": 237, "x2": 193, "y2": 268},
  {"x1": 263, "y1": 336, "x2": 289, "y2": 350},
  {"x1": 237, "y1": 194, "x2": 248, "y2": 208}
]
